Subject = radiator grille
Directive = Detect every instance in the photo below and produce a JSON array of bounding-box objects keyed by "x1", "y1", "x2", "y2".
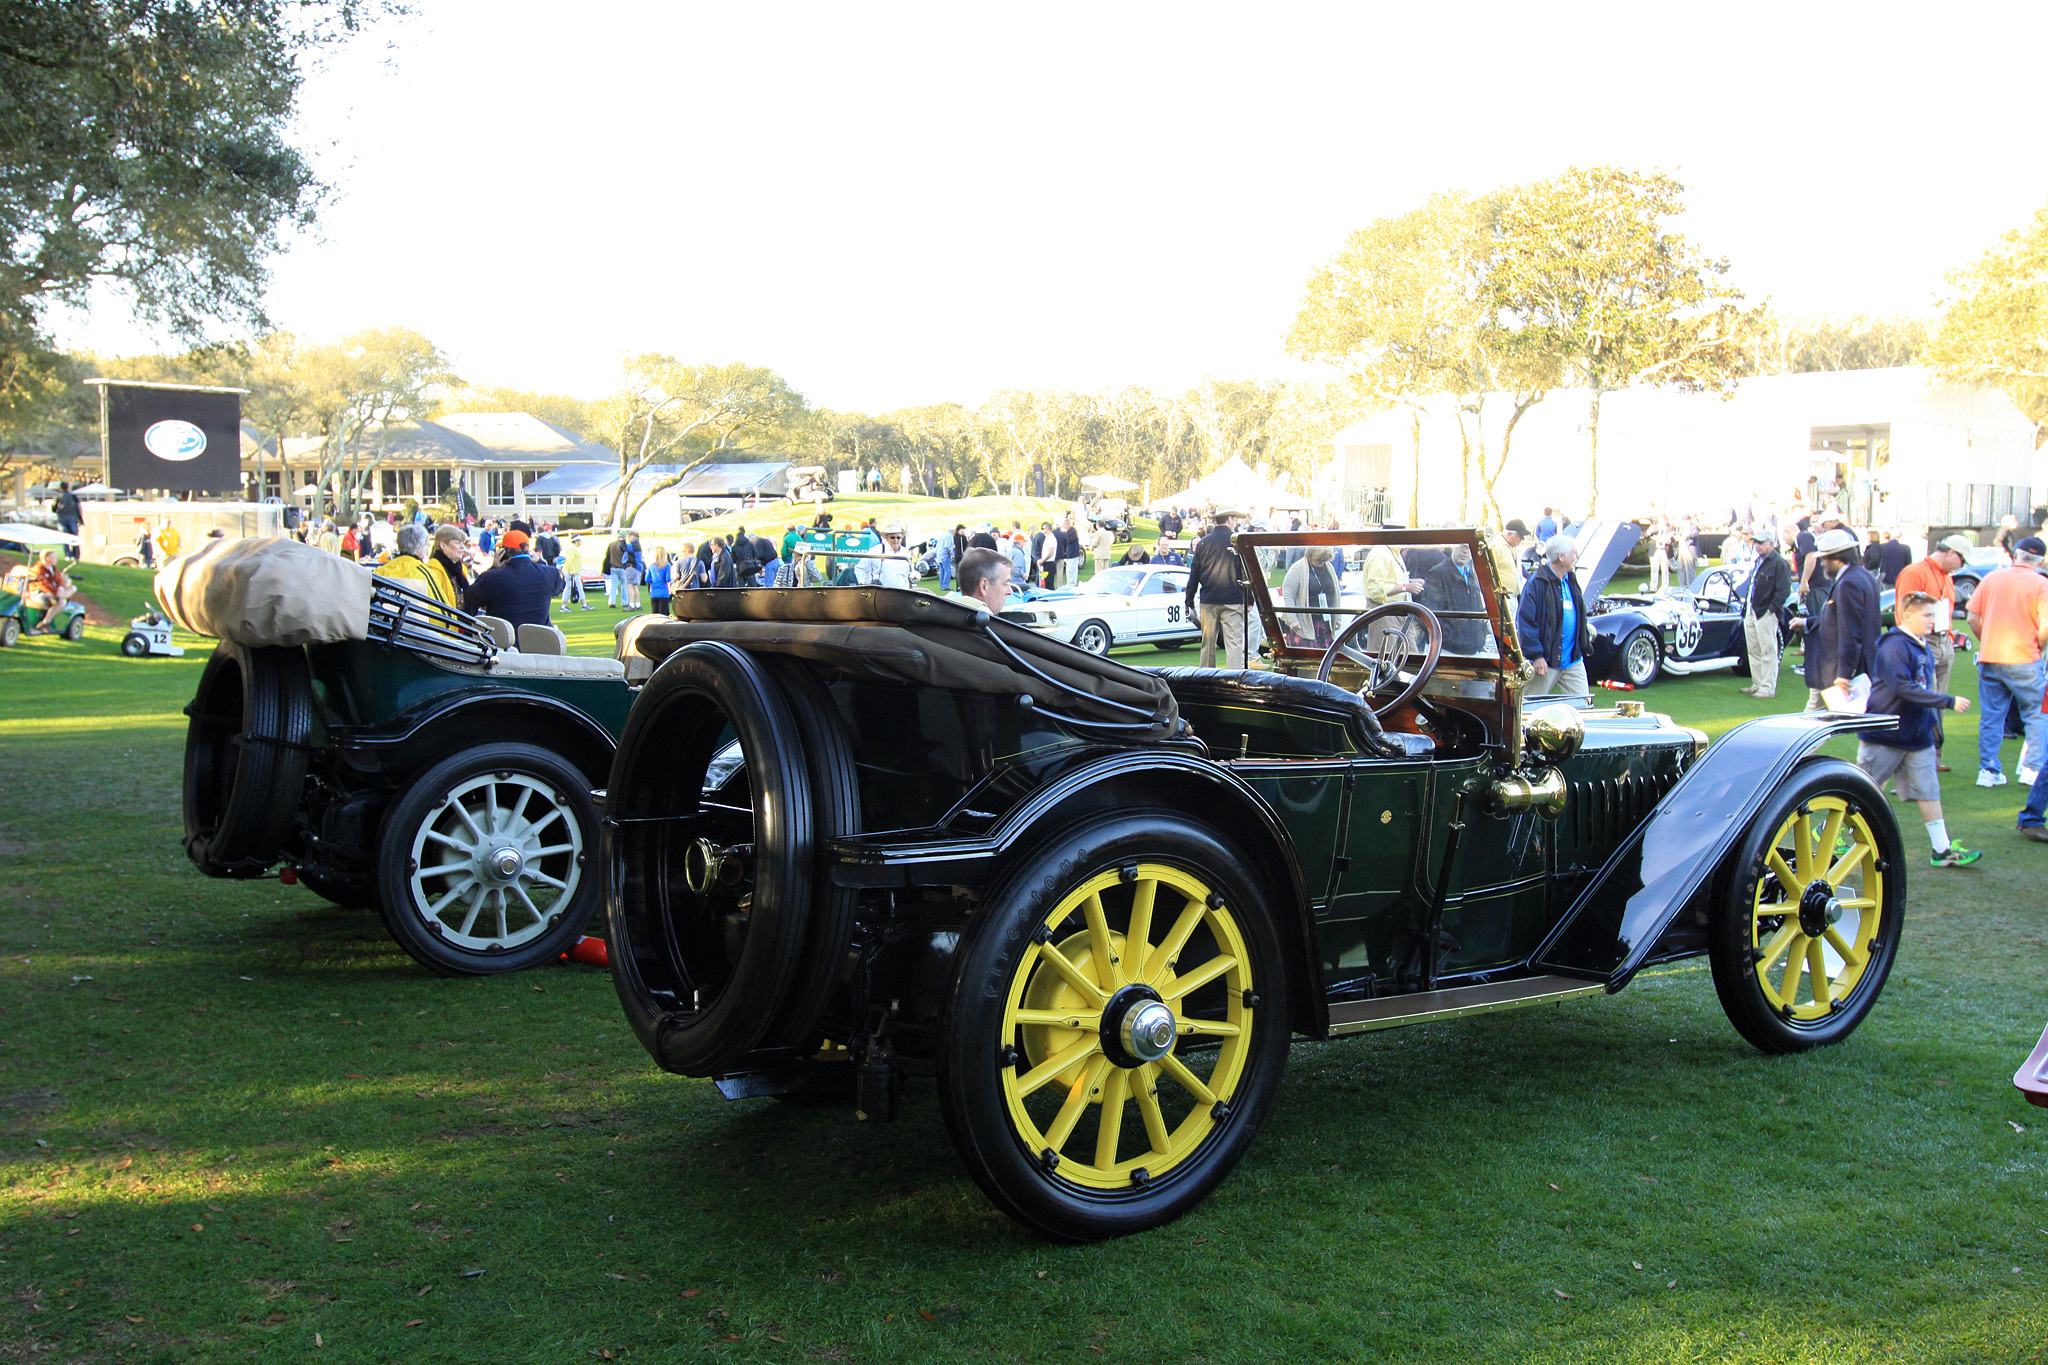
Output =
[{"x1": 1565, "y1": 769, "x2": 1678, "y2": 860}]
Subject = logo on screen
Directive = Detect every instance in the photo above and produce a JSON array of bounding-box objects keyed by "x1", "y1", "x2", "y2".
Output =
[{"x1": 143, "y1": 419, "x2": 208, "y2": 462}]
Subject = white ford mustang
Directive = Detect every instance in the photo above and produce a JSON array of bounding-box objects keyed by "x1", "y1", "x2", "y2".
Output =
[{"x1": 1002, "y1": 564, "x2": 1199, "y2": 654}]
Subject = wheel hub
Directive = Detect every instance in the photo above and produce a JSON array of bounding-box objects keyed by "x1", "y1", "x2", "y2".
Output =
[
  {"x1": 487, "y1": 846, "x2": 524, "y2": 881},
  {"x1": 1101, "y1": 984, "x2": 1175, "y2": 1068},
  {"x1": 1798, "y1": 879, "x2": 1841, "y2": 937}
]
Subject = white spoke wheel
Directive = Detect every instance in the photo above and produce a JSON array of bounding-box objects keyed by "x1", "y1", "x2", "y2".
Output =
[
  {"x1": 938, "y1": 811, "x2": 1289, "y2": 1242},
  {"x1": 1709, "y1": 758, "x2": 1904, "y2": 1053},
  {"x1": 1621, "y1": 627, "x2": 1661, "y2": 687},
  {"x1": 375, "y1": 742, "x2": 601, "y2": 976}
]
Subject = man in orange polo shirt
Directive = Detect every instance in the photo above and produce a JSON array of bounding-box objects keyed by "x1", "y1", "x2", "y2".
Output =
[
  {"x1": 1895, "y1": 534, "x2": 1976, "y2": 768},
  {"x1": 1966, "y1": 536, "x2": 2048, "y2": 787}
]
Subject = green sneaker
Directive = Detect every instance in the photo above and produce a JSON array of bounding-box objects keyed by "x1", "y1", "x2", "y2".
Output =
[{"x1": 1929, "y1": 844, "x2": 1983, "y2": 867}]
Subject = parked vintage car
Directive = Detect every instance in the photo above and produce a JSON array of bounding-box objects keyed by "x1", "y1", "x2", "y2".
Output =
[
  {"x1": 162, "y1": 539, "x2": 635, "y2": 975},
  {"x1": 603, "y1": 525, "x2": 1904, "y2": 1241},
  {"x1": 1592, "y1": 561, "x2": 1765, "y2": 688},
  {"x1": 1004, "y1": 563, "x2": 1200, "y2": 654}
]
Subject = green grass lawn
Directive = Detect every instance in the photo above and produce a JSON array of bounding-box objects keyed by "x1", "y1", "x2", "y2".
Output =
[{"x1": 2, "y1": 563, "x2": 2044, "y2": 1364}]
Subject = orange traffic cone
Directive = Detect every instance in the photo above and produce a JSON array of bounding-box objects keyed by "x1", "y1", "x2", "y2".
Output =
[{"x1": 562, "y1": 936, "x2": 609, "y2": 967}]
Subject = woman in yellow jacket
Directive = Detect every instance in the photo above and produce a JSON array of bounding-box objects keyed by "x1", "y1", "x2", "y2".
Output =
[{"x1": 372, "y1": 523, "x2": 456, "y2": 605}]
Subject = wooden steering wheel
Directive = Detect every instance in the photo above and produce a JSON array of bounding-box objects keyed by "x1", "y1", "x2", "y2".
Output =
[{"x1": 1312, "y1": 601, "x2": 1445, "y2": 719}]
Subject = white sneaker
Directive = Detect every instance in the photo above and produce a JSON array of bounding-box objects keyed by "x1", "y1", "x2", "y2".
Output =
[
  {"x1": 1978, "y1": 769, "x2": 2009, "y2": 788},
  {"x1": 2022, "y1": 767, "x2": 2041, "y2": 786}
]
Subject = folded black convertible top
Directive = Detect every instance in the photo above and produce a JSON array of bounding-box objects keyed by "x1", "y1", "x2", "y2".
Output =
[{"x1": 630, "y1": 587, "x2": 1182, "y2": 741}]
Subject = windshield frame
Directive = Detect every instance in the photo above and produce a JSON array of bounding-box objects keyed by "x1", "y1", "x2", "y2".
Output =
[{"x1": 1233, "y1": 526, "x2": 1524, "y2": 674}]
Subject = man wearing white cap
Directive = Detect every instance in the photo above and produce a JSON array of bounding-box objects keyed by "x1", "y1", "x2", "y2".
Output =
[
  {"x1": 854, "y1": 523, "x2": 915, "y2": 590},
  {"x1": 1801, "y1": 526, "x2": 1881, "y2": 712}
]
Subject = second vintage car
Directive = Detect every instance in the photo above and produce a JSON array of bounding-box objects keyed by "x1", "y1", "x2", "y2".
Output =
[
  {"x1": 163, "y1": 537, "x2": 635, "y2": 975},
  {"x1": 1003, "y1": 562, "x2": 1200, "y2": 654}
]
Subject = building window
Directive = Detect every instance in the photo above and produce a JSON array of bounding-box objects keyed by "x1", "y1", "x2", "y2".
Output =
[
  {"x1": 487, "y1": 470, "x2": 518, "y2": 505},
  {"x1": 380, "y1": 469, "x2": 414, "y2": 500},
  {"x1": 419, "y1": 469, "x2": 450, "y2": 500}
]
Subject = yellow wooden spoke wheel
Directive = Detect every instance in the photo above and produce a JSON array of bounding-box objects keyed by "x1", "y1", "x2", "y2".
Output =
[
  {"x1": 939, "y1": 813, "x2": 1289, "y2": 1241},
  {"x1": 1711, "y1": 760, "x2": 1904, "y2": 1053},
  {"x1": 1746, "y1": 795, "x2": 1886, "y2": 1022},
  {"x1": 1002, "y1": 863, "x2": 1255, "y2": 1191}
]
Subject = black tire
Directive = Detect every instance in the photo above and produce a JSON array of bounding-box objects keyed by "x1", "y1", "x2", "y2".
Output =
[
  {"x1": 374, "y1": 741, "x2": 601, "y2": 976},
  {"x1": 182, "y1": 643, "x2": 315, "y2": 878},
  {"x1": 1708, "y1": 758, "x2": 1904, "y2": 1054},
  {"x1": 1619, "y1": 627, "x2": 1662, "y2": 687},
  {"x1": 938, "y1": 810, "x2": 1291, "y2": 1242},
  {"x1": 112, "y1": 555, "x2": 141, "y2": 568},
  {"x1": 0, "y1": 616, "x2": 18, "y2": 647},
  {"x1": 60, "y1": 614, "x2": 85, "y2": 641},
  {"x1": 120, "y1": 632, "x2": 148, "y2": 657},
  {"x1": 755, "y1": 657, "x2": 862, "y2": 1055},
  {"x1": 606, "y1": 642, "x2": 816, "y2": 1075},
  {"x1": 1152, "y1": 641, "x2": 1182, "y2": 652},
  {"x1": 1073, "y1": 619, "x2": 1115, "y2": 655}
]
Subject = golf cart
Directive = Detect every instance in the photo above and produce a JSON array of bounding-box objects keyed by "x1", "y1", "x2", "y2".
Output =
[
  {"x1": 0, "y1": 568, "x2": 86, "y2": 645},
  {"x1": 787, "y1": 466, "x2": 835, "y2": 503},
  {"x1": 0, "y1": 521, "x2": 87, "y2": 645}
]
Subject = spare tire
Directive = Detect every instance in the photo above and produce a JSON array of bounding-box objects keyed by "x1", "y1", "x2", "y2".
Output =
[
  {"x1": 182, "y1": 642, "x2": 314, "y2": 878},
  {"x1": 606, "y1": 642, "x2": 815, "y2": 1076},
  {"x1": 753, "y1": 656, "x2": 862, "y2": 1055}
]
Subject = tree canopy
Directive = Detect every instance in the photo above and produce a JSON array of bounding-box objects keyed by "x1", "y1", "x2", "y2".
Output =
[
  {"x1": 585, "y1": 358, "x2": 808, "y2": 528},
  {"x1": 1929, "y1": 200, "x2": 2048, "y2": 432},
  {"x1": 1291, "y1": 167, "x2": 1764, "y2": 518},
  {"x1": 0, "y1": 0, "x2": 389, "y2": 431}
]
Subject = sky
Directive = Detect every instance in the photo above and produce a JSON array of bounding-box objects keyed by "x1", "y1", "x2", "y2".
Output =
[{"x1": 50, "y1": 0, "x2": 2048, "y2": 414}]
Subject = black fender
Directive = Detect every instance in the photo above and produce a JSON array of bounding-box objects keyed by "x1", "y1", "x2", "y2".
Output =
[
  {"x1": 335, "y1": 689, "x2": 619, "y2": 787},
  {"x1": 947, "y1": 750, "x2": 1327, "y2": 1042},
  {"x1": 1587, "y1": 609, "x2": 1651, "y2": 679},
  {"x1": 1532, "y1": 712, "x2": 1902, "y2": 990}
]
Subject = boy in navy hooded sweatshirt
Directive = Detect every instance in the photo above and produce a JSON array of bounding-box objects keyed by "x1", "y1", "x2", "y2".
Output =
[{"x1": 1862, "y1": 591, "x2": 1980, "y2": 867}]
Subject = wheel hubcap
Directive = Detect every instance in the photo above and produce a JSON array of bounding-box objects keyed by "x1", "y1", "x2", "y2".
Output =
[
  {"x1": 1119, "y1": 998, "x2": 1177, "y2": 1064},
  {"x1": 407, "y1": 772, "x2": 583, "y2": 952}
]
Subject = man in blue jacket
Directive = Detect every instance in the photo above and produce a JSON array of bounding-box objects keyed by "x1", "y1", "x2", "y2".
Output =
[
  {"x1": 1802, "y1": 527, "x2": 1882, "y2": 711},
  {"x1": 1516, "y1": 535, "x2": 1591, "y2": 697},
  {"x1": 462, "y1": 529, "x2": 563, "y2": 629},
  {"x1": 1862, "y1": 591, "x2": 1979, "y2": 866}
]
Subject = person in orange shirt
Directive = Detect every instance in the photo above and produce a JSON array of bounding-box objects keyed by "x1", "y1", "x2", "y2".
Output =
[
  {"x1": 1894, "y1": 534, "x2": 1977, "y2": 769},
  {"x1": 1966, "y1": 536, "x2": 2048, "y2": 787}
]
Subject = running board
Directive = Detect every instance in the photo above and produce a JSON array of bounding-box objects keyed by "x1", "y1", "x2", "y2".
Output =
[{"x1": 1326, "y1": 974, "x2": 1604, "y2": 1035}]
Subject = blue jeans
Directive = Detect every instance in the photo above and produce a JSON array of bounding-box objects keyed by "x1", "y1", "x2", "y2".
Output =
[
  {"x1": 2019, "y1": 764, "x2": 2048, "y2": 828},
  {"x1": 1976, "y1": 658, "x2": 2048, "y2": 776}
]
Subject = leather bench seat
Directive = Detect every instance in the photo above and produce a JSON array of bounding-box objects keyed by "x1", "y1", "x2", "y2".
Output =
[{"x1": 1139, "y1": 667, "x2": 1433, "y2": 759}]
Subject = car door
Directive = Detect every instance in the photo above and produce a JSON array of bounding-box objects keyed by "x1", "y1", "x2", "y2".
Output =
[
  {"x1": 1686, "y1": 569, "x2": 1746, "y2": 660},
  {"x1": 1142, "y1": 569, "x2": 1191, "y2": 639}
]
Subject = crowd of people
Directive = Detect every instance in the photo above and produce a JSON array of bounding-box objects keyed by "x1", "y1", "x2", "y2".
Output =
[{"x1": 1533, "y1": 495, "x2": 2048, "y2": 866}]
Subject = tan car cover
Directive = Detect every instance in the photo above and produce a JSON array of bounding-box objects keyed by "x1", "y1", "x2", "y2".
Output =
[{"x1": 155, "y1": 537, "x2": 372, "y2": 647}]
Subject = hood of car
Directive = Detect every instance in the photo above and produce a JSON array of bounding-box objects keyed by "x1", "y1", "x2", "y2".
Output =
[{"x1": 1571, "y1": 519, "x2": 1643, "y2": 601}]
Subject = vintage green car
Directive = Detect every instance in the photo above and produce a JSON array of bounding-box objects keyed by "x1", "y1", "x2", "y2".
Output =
[
  {"x1": 171, "y1": 542, "x2": 635, "y2": 975},
  {"x1": 603, "y1": 526, "x2": 1905, "y2": 1241}
]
